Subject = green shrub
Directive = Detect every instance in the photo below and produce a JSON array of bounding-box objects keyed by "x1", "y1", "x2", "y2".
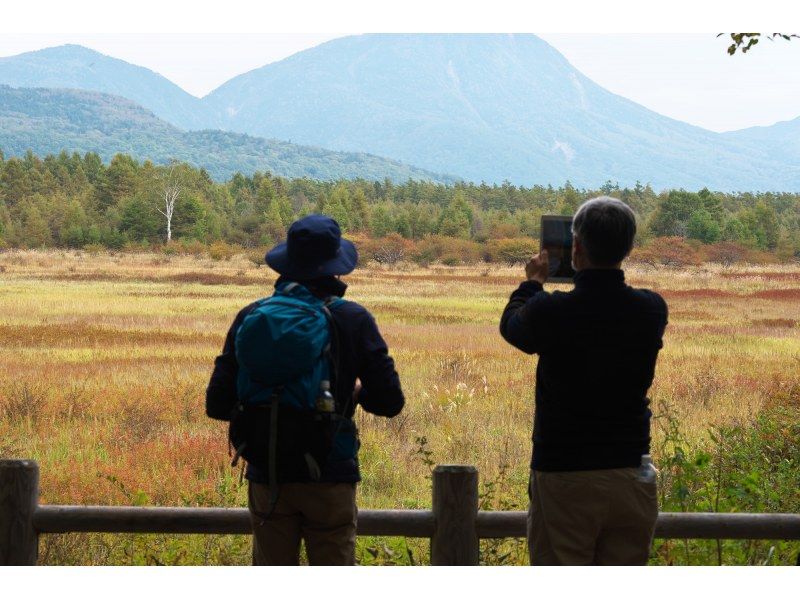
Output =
[
  {"x1": 208, "y1": 241, "x2": 240, "y2": 261},
  {"x1": 651, "y1": 402, "x2": 800, "y2": 565}
]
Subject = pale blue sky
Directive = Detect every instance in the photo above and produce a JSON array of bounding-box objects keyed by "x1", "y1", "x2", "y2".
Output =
[{"x1": 1, "y1": 33, "x2": 798, "y2": 132}]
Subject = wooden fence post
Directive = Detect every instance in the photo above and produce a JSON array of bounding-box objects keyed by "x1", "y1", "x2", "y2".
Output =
[
  {"x1": 0, "y1": 460, "x2": 39, "y2": 565},
  {"x1": 431, "y1": 464, "x2": 479, "y2": 565}
]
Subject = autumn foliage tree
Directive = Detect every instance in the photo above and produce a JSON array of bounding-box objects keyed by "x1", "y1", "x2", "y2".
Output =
[
  {"x1": 362, "y1": 233, "x2": 415, "y2": 265},
  {"x1": 703, "y1": 241, "x2": 748, "y2": 267},
  {"x1": 629, "y1": 236, "x2": 701, "y2": 267}
]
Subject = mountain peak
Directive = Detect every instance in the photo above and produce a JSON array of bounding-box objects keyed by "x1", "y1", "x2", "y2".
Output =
[
  {"x1": 31, "y1": 43, "x2": 101, "y2": 55},
  {"x1": 0, "y1": 42, "x2": 208, "y2": 130},
  {"x1": 1, "y1": 43, "x2": 110, "y2": 63},
  {"x1": 202, "y1": 33, "x2": 797, "y2": 190}
]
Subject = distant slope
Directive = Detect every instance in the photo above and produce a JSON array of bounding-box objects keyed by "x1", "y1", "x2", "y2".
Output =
[
  {"x1": 205, "y1": 33, "x2": 797, "y2": 191},
  {"x1": 0, "y1": 44, "x2": 212, "y2": 130},
  {"x1": 0, "y1": 86, "x2": 453, "y2": 182},
  {"x1": 723, "y1": 116, "x2": 800, "y2": 164}
]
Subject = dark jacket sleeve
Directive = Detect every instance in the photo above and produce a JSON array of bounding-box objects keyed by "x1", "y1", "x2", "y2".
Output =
[
  {"x1": 652, "y1": 291, "x2": 669, "y2": 340},
  {"x1": 659, "y1": 293, "x2": 669, "y2": 328},
  {"x1": 499, "y1": 280, "x2": 556, "y2": 355},
  {"x1": 355, "y1": 311, "x2": 405, "y2": 418},
  {"x1": 205, "y1": 305, "x2": 254, "y2": 421}
]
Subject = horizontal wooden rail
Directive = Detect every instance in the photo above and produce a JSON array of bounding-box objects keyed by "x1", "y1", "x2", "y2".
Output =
[
  {"x1": 475, "y1": 511, "x2": 800, "y2": 540},
  {"x1": 654, "y1": 512, "x2": 800, "y2": 540},
  {"x1": 2, "y1": 460, "x2": 799, "y2": 565},
  {"x1": 32, "y1": 506, "x2": 800, "y2": 541},
  {"x1": 32, "y1": 506, "x2": 435, "y2": 537}
]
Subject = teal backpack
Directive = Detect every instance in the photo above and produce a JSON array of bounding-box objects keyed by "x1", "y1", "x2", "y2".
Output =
[
  {"x1": 235, "y1": 282, "x2": 338, "y2": 412},
  {"x1": 229, "y1": 283, "x2": 357, "y2": 501}
]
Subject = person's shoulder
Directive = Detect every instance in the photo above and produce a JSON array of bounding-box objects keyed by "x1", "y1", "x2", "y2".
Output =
[
  {"x1": 329, "y1": 299, "x2": 380, "y2": 340},
  {"x1": 549, "y1": 288, "x2": 572, "y2": 299},
  {"x1": 233, "y1": 299, "x2": 267, "y2": 323},
  {"x1": 546, "y1": 287, "x2": 576, "y2": 305},
  {"x1": 628, "y1": 286, "x2": 668, "y2": 312},
  {"x1": 330, "y1": 298, "x2": 371, "y2": 320},
  {"x1": 517, "y1": 287, "x2": 567, "y2": 319}
]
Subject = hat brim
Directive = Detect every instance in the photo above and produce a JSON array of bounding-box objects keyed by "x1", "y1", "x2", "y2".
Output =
[{"x1": 265, "y1": 238, "x2": 358, "y2": 279}]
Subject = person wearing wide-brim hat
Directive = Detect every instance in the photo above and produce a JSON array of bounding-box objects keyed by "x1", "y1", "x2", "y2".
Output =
[
  {"x1": 265, "y1": 213, "x2": 359, "y2": 279},
  {"x1": 206, "y1": 214, "x2": 405, "y2": 566}
]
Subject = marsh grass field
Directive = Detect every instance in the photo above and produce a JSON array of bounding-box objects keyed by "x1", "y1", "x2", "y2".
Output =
[{"x1": 0, "y1": 249, "x2": 798, "y2": 565}]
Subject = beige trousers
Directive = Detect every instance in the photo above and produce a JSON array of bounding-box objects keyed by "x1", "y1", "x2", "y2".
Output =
[
  {"x1": 248, "y1": 481, "x2": 357, "y2": 566},
  {"x1": 527, "y1": 467, "x2": 659, "y2": 565}
]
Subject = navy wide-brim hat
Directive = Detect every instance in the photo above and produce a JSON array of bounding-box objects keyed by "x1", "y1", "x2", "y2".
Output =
[{"x1": 266, "y1": 214, "x2": 358, "y2": 279}]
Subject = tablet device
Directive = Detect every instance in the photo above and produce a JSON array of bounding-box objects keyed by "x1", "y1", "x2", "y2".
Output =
[{"x1": 540, "y1": 215, "x2": 576, "y2": 282}]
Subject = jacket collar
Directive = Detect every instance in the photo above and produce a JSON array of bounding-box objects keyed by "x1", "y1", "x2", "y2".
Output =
[
  {"x1": 573, "y1": 268, "x2": 626, "y2": 289},
  {"x1": 275, "y1": 275, "x2": 348, "y2": 299}
]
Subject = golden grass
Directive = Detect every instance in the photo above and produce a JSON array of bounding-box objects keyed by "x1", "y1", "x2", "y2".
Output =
[{"x1": 0, "y1": 249, "x2": 798, "y2": 563}]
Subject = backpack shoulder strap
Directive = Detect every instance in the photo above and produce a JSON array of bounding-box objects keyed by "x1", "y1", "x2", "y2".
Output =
[{"x1": 323, "y1": 296, "x2": 345, "y2": 309}]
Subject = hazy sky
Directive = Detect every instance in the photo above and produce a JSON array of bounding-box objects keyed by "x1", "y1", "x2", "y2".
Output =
[{"x1": 1, "y1": 33, "x2": 798, "y2": 132}]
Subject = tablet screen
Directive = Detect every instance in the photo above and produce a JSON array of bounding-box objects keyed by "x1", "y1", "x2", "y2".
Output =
[{"x1": 541, "y1": 216, "x2": 576, "y2": 281}]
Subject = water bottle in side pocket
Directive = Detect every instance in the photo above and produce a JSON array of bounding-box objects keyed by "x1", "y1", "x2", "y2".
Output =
[{"x1": 637, "y1": 454, "x2": 658, "y2": 483}]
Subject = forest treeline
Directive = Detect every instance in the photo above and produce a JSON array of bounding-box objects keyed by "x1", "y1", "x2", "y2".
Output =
[{"x1": 1, "y1": 150, "x2": 798, "y2": 265}]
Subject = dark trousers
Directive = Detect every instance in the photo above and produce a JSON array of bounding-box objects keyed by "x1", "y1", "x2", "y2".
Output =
[{"x1": 248, "y1": 481, "x2": 357, "y2": 565}]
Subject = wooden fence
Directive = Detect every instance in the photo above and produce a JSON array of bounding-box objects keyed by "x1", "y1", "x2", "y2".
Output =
[{"x1": 2, "y1": 459, "x2": 800, "y2": 565}]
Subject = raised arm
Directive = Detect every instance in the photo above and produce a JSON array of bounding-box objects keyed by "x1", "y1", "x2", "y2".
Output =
[{"x1": 500, "y1": 280, "x2": 556, "y2": 355}]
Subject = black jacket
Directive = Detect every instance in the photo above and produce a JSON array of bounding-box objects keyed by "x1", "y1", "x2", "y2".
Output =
[
  {"x1": 206, "y1": 280, "x2": 404, "y2": 483},
  {"x1": 500, "y1": 269, "x2": 668, "y2": 472}
]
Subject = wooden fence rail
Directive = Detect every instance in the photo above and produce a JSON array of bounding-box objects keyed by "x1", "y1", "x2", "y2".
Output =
[{"x1": 2, "y1": 459, "x2": 800, "y2": 565}]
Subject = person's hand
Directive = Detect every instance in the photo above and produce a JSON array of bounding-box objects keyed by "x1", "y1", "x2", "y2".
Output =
[{"x1": 525, "y1": 250, "x2": 549, "y2": 284}]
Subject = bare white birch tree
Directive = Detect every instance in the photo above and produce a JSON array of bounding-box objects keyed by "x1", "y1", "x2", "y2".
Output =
[{"x1": 157, "y1": 162, "x2": 181, "y2": 243}]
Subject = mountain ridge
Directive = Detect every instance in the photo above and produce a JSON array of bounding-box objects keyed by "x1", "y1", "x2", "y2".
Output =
[
  {"x1": 0, "y1": 44, "x2": 212, "y2": 130},
  {"x1": 0, "y1": 85, "x2": 454, "y2": 183},
  {"x1": 4, "y1": 39, "x2": 794, "y2": 137},
  {"x1": 1, "y1": 36, "x2": 798, "y2": 190},
  {"x1": 202, "y1": 33, "x2": 798, "y2": 190}
]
